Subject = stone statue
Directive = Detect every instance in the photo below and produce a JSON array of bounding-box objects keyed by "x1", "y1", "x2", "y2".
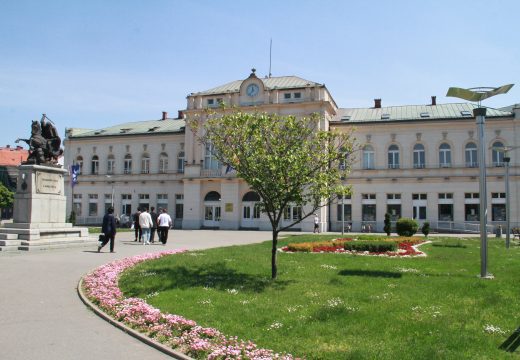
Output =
[{"x1": 16, "y1": 114, "x2": 63, "y2": 166}]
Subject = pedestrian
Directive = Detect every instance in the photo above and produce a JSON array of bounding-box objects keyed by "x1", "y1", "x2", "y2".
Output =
[
  {"x1": 157, "y1": 208, "x2": 172, "y2": 245},
  {"x1": 98, "y1": 207, "x2": 117, "y2": 253},
  {"x1": 150, "y1": 206, "x2": 158, "y2": 243},
  {"x1": 139, "y1": 207, "x2": 153, "y2": 245},
  {"x1": 313, "y1": 213, "x2": 319, "y2": 233},
  {"x1": 133, "y1": 209, "x2": 142, "y2": 242}
]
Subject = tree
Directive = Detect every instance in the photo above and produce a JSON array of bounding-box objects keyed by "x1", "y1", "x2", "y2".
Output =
[
  {"x1": 0, "y1": 182, "x2": 14, "y2": 209},
  {"x1": 384, "y1": 213, "x2": 391, "y2": 236},
  {"x1": 421, "y1": 221, "x2": 430, "y2": 237},
  {"x1": 190, "y1": 111, "x2": 354, "y2": 279}
]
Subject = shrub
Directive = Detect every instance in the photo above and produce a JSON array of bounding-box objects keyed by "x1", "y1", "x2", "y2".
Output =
[
  {"x1": 396, "y1": 218, "x2": 418, "y2": 237},
  {"x1": 384, "y1": 213, "x2": 391, "y2": 236},
  {"x1": 344, "y1": 241, "x2": 397, "y2": 253},
  {"x1": 421, "y1": 221, "x2": 430, "y2": 237},
  {"x1": 68, "y1": 210, "x2": 76, "y2": 225}
]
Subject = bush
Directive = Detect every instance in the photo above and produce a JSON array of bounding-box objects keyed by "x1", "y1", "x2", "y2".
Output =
[
  {"x1": 422, "y1": 221, "x2": 430, "y2": 237},
  {"x1": 68, "y1": 210, "x2": 76, "y2": 225},
  {"x1": 384, "y1": 213, "x2": 391, "y2": 236},
  {"x1": 396, "y1": 218, "x2": 418, "y2": 237},
  {"x1": 344, "y1": 241, "x2": 397, "y2": 253}
]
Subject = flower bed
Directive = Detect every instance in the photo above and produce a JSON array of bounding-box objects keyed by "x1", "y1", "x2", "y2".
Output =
[
  {"x1": 281, "y1": 237, "x2": 427, "y2": 257},
  {"x1": 82, "y1": 250, "x2": 296, "y2": 360}
]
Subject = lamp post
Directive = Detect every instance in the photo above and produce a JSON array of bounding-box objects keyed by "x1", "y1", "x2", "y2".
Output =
[
  {"x1": 447, "y1": 84, "x2": 514, "y2": 279},
  {"x1": 341, "y1": 195, "x2": 345, "y2": 236}
]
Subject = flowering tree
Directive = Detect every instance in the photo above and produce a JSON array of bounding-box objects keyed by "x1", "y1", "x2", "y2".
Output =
[{"x1": 190, "y1": 111, "x2": 355, "y2": 279}]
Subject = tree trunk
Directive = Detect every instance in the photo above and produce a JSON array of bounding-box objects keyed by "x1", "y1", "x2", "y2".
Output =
[{"x1": 271, "y1": 229, "x2": 278, "y2": 279}]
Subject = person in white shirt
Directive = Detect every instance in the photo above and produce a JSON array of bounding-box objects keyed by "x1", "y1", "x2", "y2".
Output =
[
  {"x1": 139, "y1": 208, "x2": 154, "y2": 245},
  {"x1": 157, "y1": 208, "x2": 173, "y2": 245}
]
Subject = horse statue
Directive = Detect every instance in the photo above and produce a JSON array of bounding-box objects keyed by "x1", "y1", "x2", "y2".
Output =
[{"x1": 16, "y1": 114, "x2": 63, "y2": 166}]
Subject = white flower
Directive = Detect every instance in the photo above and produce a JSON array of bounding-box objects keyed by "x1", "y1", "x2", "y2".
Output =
[
  {"x1": 145, "y1": 291, "x2": 159, "y2": 299},
  {"x1": 326, "y1": 297, "x2": 344, "y2": 308},
  {"x1": 198, "y1": 299, "x2": 212, "y2": 305},
  {"x1": 484, "y1": 324, "x2": 506, "y2": 334},
  {"x1": 320, "y1": 264, "x2": 338, "y2": 270},
  {"x1": 396, "y1": 267, "x2": 420, "y2": 273},
  {"x1": 267, "y1": 322, "x2": 283, "y2": 330},
  {"x1": 226, "y1": 288, "x2": 239, "y2": 295}
]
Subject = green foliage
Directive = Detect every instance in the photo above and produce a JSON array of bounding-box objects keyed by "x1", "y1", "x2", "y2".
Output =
[
  {"x1": 120, "y1": 234, "x2": 520, "y2": 359},
  {"x1": 396, "y1": 217, "x2": 418, "y2": 236},
  {"x1": 0, "y1": 182, "x2": 14, "y2": 209},
  {"x1": 68, "y1": 210, "x2": 76, "y2": 225},
  {"x1": 383, "y1": 213, "x2": 391, "y2": 236},
  {"x1": 422, "y1": 221, "x2": 430, "y2": 237},
  {"x1": 190, "y1": 110, "x2": 355, "y2": 278},
  {"x1": 344, "y1": 241, "x2": 397, "y2": 252}
]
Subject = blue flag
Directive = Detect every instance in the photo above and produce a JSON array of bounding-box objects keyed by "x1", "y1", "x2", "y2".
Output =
[{"x1": 71, "y1": 164, "x2": 80, "y2": 187}]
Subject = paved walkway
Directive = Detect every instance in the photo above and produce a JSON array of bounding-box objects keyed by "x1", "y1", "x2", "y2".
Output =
[{"x1": 0, "y1": 230, "x2": 281, "y2": 360}]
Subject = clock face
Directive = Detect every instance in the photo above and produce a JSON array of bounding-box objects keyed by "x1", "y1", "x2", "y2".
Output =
[{"x1": 246, "y1": 83, "x2": 259, "y2": 97}]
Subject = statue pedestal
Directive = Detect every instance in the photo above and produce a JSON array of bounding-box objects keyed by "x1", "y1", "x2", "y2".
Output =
[{"x1": 0, "y1": 165, "x2": 92, "y2": 251}]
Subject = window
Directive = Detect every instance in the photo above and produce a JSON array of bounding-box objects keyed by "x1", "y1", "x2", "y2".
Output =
[
  {"x1": 465, "y1": 193, "x2": 479, "y2": 199},
  {"x1": 492, "y1": 141, "x2": 505, "y2": 167},
  {"x1": 438, "y1": 193, "x2": 453, "y2": 199},
  {"x1": 284, "y1": 93, "x2": 291, "y2": 99},
  {"x1": 104, "y1": 194, "x2": 113, "y2": 212},
  {"x1": 76, "y1": 156, "x2": 83, "y2": 174},
  {"x1": 439, "y1": 143, "x2": 451, "y2": 167},
  {"x1": 121, "y1": 194, "x2": 132, "y2": 216},
  {"x1": 337, "y1": 204, "x2": 352, "y2": 221},
  {"x1": 413, "y1": 194, "x2": 427, "y2": 200},
  {"x1": 175, "y1": 194, "x2": 183, "y2": 219},
  {"x1": 492, "y1": 192, "x2": 506, "y2": 199},
  {"x1": 438, "y1": 204, "x2": 453, "y2": 221},
  {"x1": 138, "y1": 194, "x2": 150, "y2": 211},
  {"x1": 465, "y1": 204, "x2": 479, "y2": 221},
  {"x1": 492, "y1": 204, "x2": 506, "y2": 221},
  {"x1": 107, "y1": 155, "x2": 115, "y2": 174},
  {"x1": 362, "y1": 205, "x2": 376, "y2": 221},
  {"x1": 363, "y1": 145, "x2": 375, "y2": 169},
  {"x1": 207, "y1": 98, "x2": 215, "y2": 106},
  {"x1": 73, "y1": 194, "x2": 82, "y2": 216},
  {"x1": 294, "y1": 92, "x2": 301, "y2": 99},
  {"x1": 362, "y1": 194, "x2": 376, "y2": 200},
  {"x1": 465, "y1": 142, "x2": 478, "y2": 167},
  {"x1": 387, "y1": 204, "x2": 401, "y2": 221},
  {"x1": 88, "y1": 194, "x2": 98, "y2": 216},
  {"x1": 141, "y1": 154, "x2": 150, "y2": 174},
  {"x1": 124, "y1": 154, "x2": 132, "y2": 174},
  {"x1": 177, "y1": 151, "x2": 184, "y2": 173},
  {"x1": 204, "y1": 143, "x2": 220, "y2": 170},
  {"x1": 159, "y1": 153, "x2": 168, "y2": 173},
  {"x1": 387, "y1": 194, "x2": 401, "y2": 200},
  {"x1": 157, "y1": 193, "x2": 168, "y2": 212},
  {"x1": 91, "y1": 155, "x2": 99, "y2": 175},
  {"x1": 413, "y1": 144, "x2": 425, "y2": 168},
  {"x1": 388, "y1": 144, "x2": 400, "y2": 169}
]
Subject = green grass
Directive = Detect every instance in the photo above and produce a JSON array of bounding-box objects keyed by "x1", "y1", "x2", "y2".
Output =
[{"x1": 119, "y1": 234, "x2": 520, "y2": 359}]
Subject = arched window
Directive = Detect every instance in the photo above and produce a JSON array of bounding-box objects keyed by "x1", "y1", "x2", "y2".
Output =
[
  {"x1": 388, "y1": 144, "x2": 400, "y2": 169},
  {"x1": 141, "y1": 153, "x2": 150, "y2": 174},
  {"x1": 107, "y1": 154, "x2": 115, "y2": 174},
  {"x1": 465, "y1": 142, "x2": 478, "y2": 167},
  {"x1": 242, "y1": 191, "x2": 260, "y2": 202},
  {"x1": 439, "y1": 143, "x2": 451, "y2": 167},
  {"x1": 204, "y1": 191, "x2": 221, "y2": 201},
  {"x1": 91, "y1": 155, "x2": 99, "y2": 175},
  {"x1": 159, "y1": 152, "x2": 168, "y2": 174},
  {"x1": 363, "y1": 145, "x2": 375, "y2": 169},
  {"x1": 76, "y1": 156, "x2": 83, "y2": 174},
  {"x1": 177, "y1": 151, "x2": 185, "y2": 173},
  {"x1": 204, "y1": 143, "x2": 220, "y2": 170},
  {"x1": 492, "y1": 141, "x2": 504, "y2": 167},
  {"x1": 413, "y1": 144, "x2": 425, "y2": 168},
  {"x1": 124, "y1": 154, "x2": 132, "y2": 174}
]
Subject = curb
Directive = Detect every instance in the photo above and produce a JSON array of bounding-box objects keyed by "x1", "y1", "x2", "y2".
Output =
[{"x1": 77, "y1": 277, "x2": 194, "y2": 360}]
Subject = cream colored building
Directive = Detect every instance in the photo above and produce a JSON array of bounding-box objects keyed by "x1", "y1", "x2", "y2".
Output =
[{"x1": 64, "y1": 70, "x2": 520, "y2": 233}]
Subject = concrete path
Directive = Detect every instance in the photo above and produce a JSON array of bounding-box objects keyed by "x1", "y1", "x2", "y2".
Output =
[{"x1": 0, "y1": 230, "x2": 280, "y2": 360}]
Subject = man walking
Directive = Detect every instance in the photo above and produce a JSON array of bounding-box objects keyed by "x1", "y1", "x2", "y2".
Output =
[
  {"x1": 139, "y1": 208, "x2": 153, "y2": 245},
  {"x1": 157, "y1": 208, "x2": 172, "y2": 245},
  {"x1": 133, "y1": 209, "x2": 142, "y2": 242},
  {"x1": 149, "y1": 206, "x2": 158, "y2": 243},
  {"x1": 98, "y1": 207, "x2": 117, "y2": 253}
]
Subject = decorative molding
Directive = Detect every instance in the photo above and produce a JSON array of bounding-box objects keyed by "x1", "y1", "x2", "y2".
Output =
[
  {"x1": 92, "y1": 146, "x2": 96, "y2": 154},
  {"x1": 109, "y1": 146, "x2": 113, "y2": 153},
  {"x1": 366, "y1": 134, "x2": 371, "y2": 142},
  {"x1": 416, "y1": 133, "x2": 422, "y2": 141},
  {"x1": 77, "y1": 147, "x2": 81, "y2": 154},
  {"x1": 442, "y1": 131, "x2": 448, "y2": 140},
  {"x1": 468, "y1": 130, "x2": 474, "y2": 139},
  {"x1": 495, "y1": 129, "x2": 501, "y2": 137},
  {"x1": 161, "y1": 143, "x2": 166, "y2": 151},
  {"x1": 143, "y1": 144, "x2": 147, "y2": 152},
  {"x1": 391, "y1": 133, "x2": 396, "y2": 141},
  {"x1": 126, "y1": 145, "x2": 130, "y2": 152}
]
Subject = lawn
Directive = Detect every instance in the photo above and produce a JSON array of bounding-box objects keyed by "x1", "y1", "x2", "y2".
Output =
[{"x1": 118, "y1": 234, "x2": 520, "y2": 359}]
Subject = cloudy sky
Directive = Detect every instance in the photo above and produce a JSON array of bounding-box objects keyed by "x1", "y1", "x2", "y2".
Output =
[{"x1": 1, "y1": 0, "x2": 518, "y2": 147}]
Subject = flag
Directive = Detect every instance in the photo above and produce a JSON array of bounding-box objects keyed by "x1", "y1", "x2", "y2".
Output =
[{"x1": 71, "y1": 164, "x2": 80, "y2": 187}]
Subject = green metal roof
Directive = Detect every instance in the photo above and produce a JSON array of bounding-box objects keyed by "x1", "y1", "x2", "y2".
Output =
[
  {"x1": 333, "y1": 103, "x2": 513, "y2": 123},
  {"x1": 193, "y1": 76, "x2": 323, "y2": 96},
  {"x1": 67, "y1": 118, "x2": 185, "y2": 139}
]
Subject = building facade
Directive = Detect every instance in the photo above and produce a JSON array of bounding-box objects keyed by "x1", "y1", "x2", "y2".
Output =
[{"x1": 63, "y1": 70, "x2": 520, "y2": 233}]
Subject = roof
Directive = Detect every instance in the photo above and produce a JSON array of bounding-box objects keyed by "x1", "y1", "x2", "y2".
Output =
[
  {"x1": 332, "y1": 103, "x2": 513, "y2": 124},
  {"x1": 193, "y1": 76, "x2": 323, "y2": 96},
  {"x1": 67, "y1": 118, "x2": 186, "y2": 139},
  {"x1": 0, "y1": 147, "x2": 29, "y2": 166}
]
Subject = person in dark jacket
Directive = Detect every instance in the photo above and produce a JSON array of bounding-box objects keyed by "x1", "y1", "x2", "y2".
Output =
[
  {"x1": 133, "y1": 209, "x2": 142, "y2": 242},
  {"x1": 149, "y1": 206, "x2": 158, "y2": 243},
  {"x1": 98, "y1": 207, "x2": 117, "y2": 253}
]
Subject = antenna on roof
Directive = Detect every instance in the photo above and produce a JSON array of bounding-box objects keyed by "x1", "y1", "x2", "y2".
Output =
[{"x1": 268, "y1": 38, "x2": 272, "y2": 78}]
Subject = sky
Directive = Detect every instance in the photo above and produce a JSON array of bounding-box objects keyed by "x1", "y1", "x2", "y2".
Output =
[{"x1": 1, "y1": 0, "x2": 519, "y2": 148}]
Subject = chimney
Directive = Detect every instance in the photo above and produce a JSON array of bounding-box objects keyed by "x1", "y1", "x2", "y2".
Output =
[
  {"x1": 162, "y1": 111, "x2": 168, "y2": 120},
  {"x1": 431, "y1": 96, "x2": 437, "y2": 106},
  {"x1": 374, "y1": 98, "x2": 381, "y2": 108},
  {"x1": 178, "y1": 110, "x2": 184, "y2": 119}
]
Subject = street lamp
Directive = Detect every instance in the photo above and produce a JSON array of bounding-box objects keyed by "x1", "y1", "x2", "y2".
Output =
[
  {"x1": 447, "y1": 84, "x2": 514, "y2": 279},
  {"x1": 492, "y1": 145, "x2": 520, "y2": 249}
]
